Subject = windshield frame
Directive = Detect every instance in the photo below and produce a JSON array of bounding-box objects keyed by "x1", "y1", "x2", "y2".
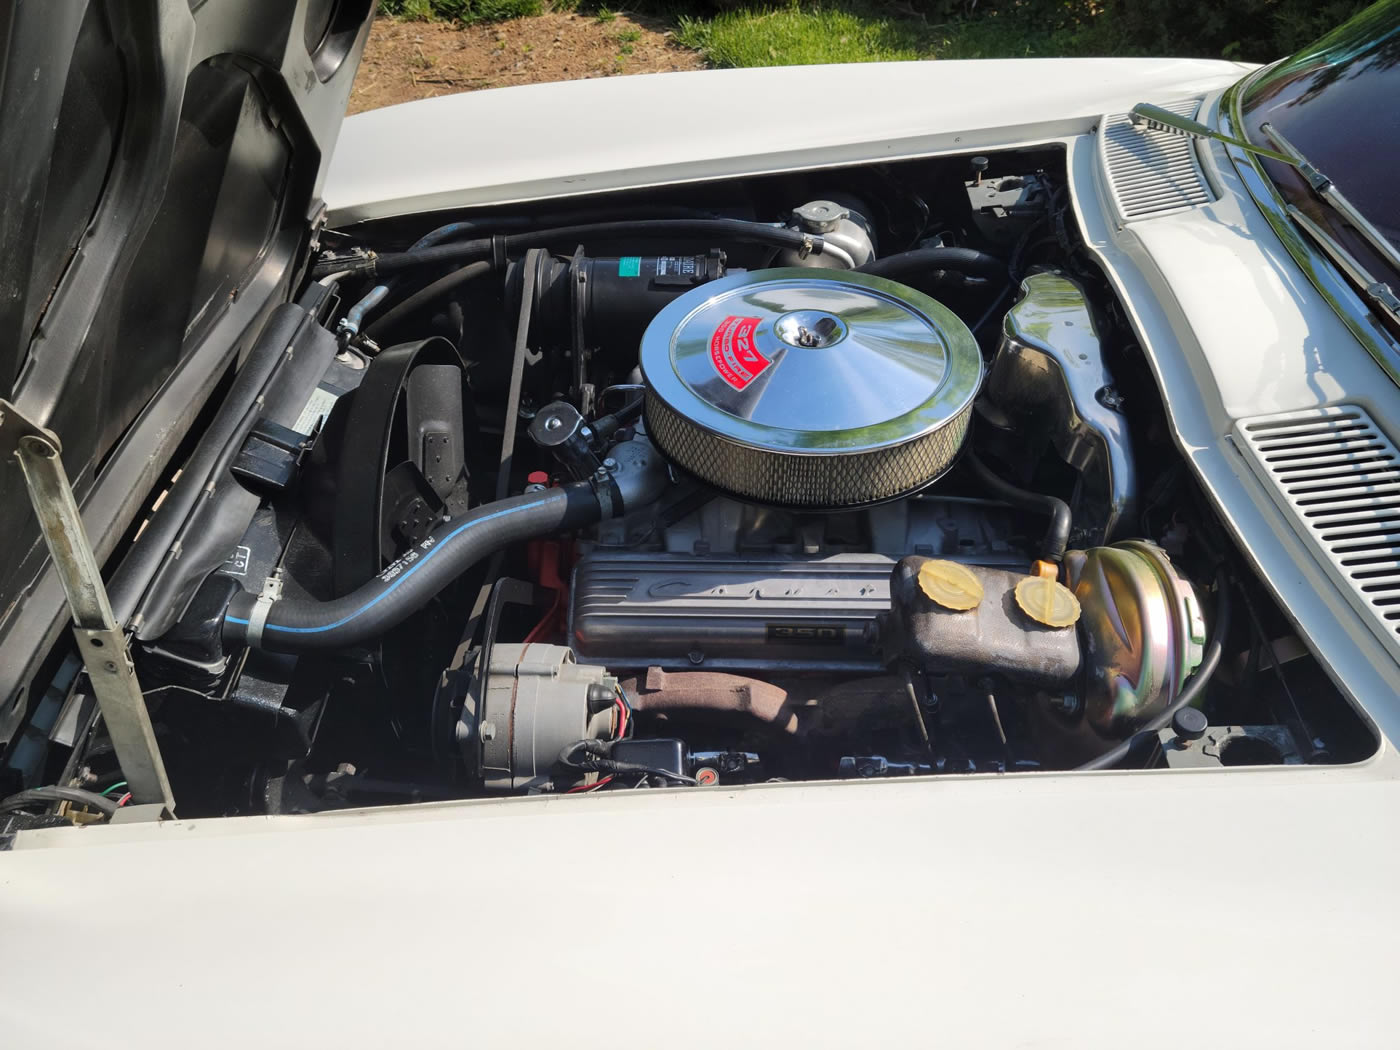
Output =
[{"x1": 1220, "y1": 64, "x2": 1400, "y2": 382}]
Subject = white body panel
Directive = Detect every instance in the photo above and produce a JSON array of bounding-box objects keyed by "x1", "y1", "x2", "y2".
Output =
[
  {"x1": 6, "y1": 758, "x2": 1400, "y2": 1048},
  {"x1": 9, "y1": 58, "x2": 1399, "y2": 1049},
  {"x1": 1072, "y1": 97, "x2": 1400, "y2": 742},
  {"x1": 324, "y1": 58, "x2": 1251, "y2": 223}
]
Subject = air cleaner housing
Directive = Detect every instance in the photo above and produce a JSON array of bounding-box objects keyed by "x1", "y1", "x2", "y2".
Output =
[{"x1": 640, "y1": 268, "x2": 983, "y2": 508}]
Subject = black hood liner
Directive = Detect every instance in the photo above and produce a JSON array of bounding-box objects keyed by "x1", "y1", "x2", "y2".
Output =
[{"x1": 0, "y1": 0, "x2": 373, "y2": 743}]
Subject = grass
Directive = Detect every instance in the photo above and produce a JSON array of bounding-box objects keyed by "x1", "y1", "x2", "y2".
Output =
[
  {"x1": 377, "y1": 0, "x2": 1093, "y2": 61},
  {"x1": 380, "y1": 0, "x2": 558, "y2": 22},
  {"x1": 378, "y1": 0, "x2": 1368, "y2": 66},
  {"x1": 676, "y1": 5, "x2": 926, "y2": 65},
  {"x1": 673, "y1": 2, "x2": 1125, "y2": 68}
]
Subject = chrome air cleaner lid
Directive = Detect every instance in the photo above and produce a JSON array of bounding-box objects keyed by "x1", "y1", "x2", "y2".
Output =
[{"x1": 640, "y1": 268, "x2": 983, "y2": 508}]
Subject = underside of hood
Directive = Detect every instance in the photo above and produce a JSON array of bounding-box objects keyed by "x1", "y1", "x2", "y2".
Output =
[{"x1": 0, "y1": 0, "x2": 373, "y2": 743}]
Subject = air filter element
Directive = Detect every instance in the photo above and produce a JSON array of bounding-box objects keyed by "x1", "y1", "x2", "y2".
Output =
[{"x1": 640, "y1": 268, "x2": 983, "y2": 508}]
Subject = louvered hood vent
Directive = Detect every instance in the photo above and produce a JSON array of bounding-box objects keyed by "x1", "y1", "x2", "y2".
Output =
[
  {"x1": 1236, "y1": 405, "x2": 1400, "y2": 659},
  {"x1": 1101, "y1": 97, "x2": 1214, "y2": 222}
]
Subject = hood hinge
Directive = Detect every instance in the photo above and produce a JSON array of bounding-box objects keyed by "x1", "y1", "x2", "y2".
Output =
[{"x1": 0, "y1": 399, "x2": 174, "y2": 819}]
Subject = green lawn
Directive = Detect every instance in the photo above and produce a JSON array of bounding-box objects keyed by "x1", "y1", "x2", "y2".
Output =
[
  {"x1": 672, "y1": 3, "x2": 1116, "y2": 67},
  {"x1": 378, "y1": 0, "x2": 1376, "y2": 67},
  {"x1": 675, "y1": 5, "x2": 934, "y2": 66}
]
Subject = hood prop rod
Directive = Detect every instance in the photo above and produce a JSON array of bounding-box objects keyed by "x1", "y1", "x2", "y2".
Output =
[{"x1": 0, "y1": 400, "x2": 174, "y2": 820}]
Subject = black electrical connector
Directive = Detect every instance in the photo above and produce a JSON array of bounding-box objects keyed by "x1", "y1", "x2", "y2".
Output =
[
  {"x1": 610, "y1": 738, "x2": 687, "y2": 781},
  {"x1": 230, "y1": 418, "x2": 310, "y2": 494},
  {"x1": 557, "y1": 738, "x2": 698, "y2": 785}
]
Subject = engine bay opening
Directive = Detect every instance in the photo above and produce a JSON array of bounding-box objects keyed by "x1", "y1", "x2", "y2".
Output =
[{"x1": 3, "y1": 145, "x2": 1380, "y2": 822}]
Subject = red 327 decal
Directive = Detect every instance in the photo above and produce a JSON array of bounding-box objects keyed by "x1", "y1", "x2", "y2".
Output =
[{"x1": 709, "y1": 316, "x2": 769, "y2": 391}]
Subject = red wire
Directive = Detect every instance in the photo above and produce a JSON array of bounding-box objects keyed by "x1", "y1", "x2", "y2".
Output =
[
  {"x1": 565, "y1": 776, "x2": 613, "y2": 793},
  {"x1": 614, "y1": 693, "x2": 628, "y2": 739},
  {"x1": 521, "y1": 592, "x2": 560, "y2": 645},
  {"x1": 117, "y1": 792, "x2": 132, "y2": 807},
  {"x1": 521, "y1": 537, "x2": 572, "y2": 645},
  {"x1": 563, "y1": 695, "x2": 629, "y2": 795}
]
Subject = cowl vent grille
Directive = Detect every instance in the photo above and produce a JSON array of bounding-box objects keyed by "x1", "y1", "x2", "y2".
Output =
[
  {"x1": 1236, "y1": 405, "x2": 1400, "y2": 658},
  {"x1": 1101, "y1": 97, "x2": 1214, "y2": 222}
]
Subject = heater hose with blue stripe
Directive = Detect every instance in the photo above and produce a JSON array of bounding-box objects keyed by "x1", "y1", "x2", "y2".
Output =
[{"x1": 223, "y1": 481, "x2": 602, "y2": 652}]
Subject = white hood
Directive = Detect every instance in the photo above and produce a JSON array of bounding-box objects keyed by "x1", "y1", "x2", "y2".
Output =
[{"x1": 325, "y1": 57, "x2": 1252, "y2": 224}]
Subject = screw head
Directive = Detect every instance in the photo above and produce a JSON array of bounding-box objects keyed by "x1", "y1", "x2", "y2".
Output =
[
  {"x1": 479, "y1": 720, "x2": 497, "y2": 742},
  {"x1": 544, "y1": 415, "x2": 563, "y2": 431},
  {"x1": 19, "y1": 435, "x2": 58, "y2": 460},
  {"x1": 1096, "y1": 386, "x2": 1125, "y2": 410},
  {"x1": 1049, "y1": 693, "x2": 1081, "y2": 717}
]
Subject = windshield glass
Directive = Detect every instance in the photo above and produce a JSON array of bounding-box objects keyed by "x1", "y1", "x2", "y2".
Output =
[{"x1": 1240, "y1": 0, "x2": 1400, "y2": 285}]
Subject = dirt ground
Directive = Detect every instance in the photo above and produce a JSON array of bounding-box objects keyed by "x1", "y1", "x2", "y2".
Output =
[{"x1": 348, "y1": 13, "x2": 706, "y2": 113}]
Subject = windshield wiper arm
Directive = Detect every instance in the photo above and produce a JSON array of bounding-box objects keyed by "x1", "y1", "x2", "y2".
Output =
[
  {"x1": 1285, "y1": 205, "x2": 1400, "y2": 328},
  {"x1": 1129, "y1": 102, "x2": 1294, "y2": 161},
  {"x1": 1128, "y1": 103, "x2": 1400, "y2": 325},
  {"x1": 1258, "y1": 122, "x2": 1400, "y2": 280}
]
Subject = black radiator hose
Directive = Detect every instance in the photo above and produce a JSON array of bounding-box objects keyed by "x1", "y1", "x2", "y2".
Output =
[
  {"x1": 223, "y1": 482, "x2": 603, "y2": 652},
  {"x1": 858, "y1": 247, "x2": 1008, "y2": 284}
]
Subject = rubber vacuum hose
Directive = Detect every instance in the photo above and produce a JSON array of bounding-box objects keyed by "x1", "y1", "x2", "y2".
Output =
[
  {"x1": 858, "y1": 247, "x2": 1008, "y2": 284},
  {"x1": 332, "y1": 219, "x2": 836, "y2": 278},
  {"x1": 967, "y1": 452, "x2": 1072, "y2": 564}
]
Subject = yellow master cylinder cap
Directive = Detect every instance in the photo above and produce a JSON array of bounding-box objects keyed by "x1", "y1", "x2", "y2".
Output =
[
  {"x1": 916, "y1": 559, "x2": 985, "y2": 611},
  {"x1": 1014, "y1": 575, "x2": 1081, "y2": 628}
]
